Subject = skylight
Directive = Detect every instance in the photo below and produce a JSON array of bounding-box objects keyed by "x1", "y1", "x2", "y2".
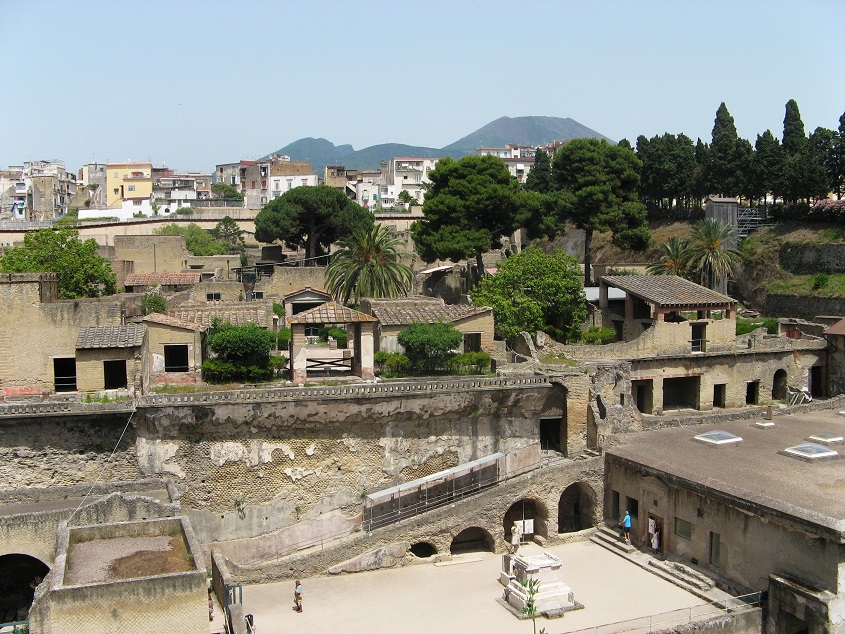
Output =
[
  {"x1": 754, "y1": 421, "x2": 776, "y2": 429},
  {"x1": 807, "y1": 432, "x2": 844, "y2": 445},
  {"x1": 783, "y1": 442, "x2": 839, "y2": 461},
  {"x1": 694, "y1": 430, "x2": 743, "y2": 445}
]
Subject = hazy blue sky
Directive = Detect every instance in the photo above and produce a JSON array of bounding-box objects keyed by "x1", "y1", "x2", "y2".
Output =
[{"x1": 2, "y1": 0, "x2": 842, "y2": 173}]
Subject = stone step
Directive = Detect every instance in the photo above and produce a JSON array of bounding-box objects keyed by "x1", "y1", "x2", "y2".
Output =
[
  {"x1": 648, "y1": 559, "x2": 714, "y2": 591},
  {"x1": 590, "y1": 527, "x2": 635, "y2": 554}
]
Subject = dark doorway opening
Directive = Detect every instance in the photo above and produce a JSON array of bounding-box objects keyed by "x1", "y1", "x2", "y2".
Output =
[
  {"x1": 449, "y1": 527, "x2": 493, "y2": 554},
  {"x1": 410, "y1": 542, "x2": 437, "y2": 558},
  {"x1": 777, "y1": 610, "x2": 808, "y2": 634},
  {"x1": 691, "y1": 323, "x2": 706, "y2": 352},
  {"x1": 164, "y1": 344, "x2": 189, "y2": 372},
  {"x1": 772, "y1": 369, "x2": 788, "y2": 401},
  {"x1": 713, "y1": 383, "x2": 726, "y2": 408},
  {"x1": 810, "y1": 366, "x2": 824, "y2": 398},
  {"x1": 103, "y1": 359, "x2": 128, "y2": 390},
  {"x1": 558, "y1": 483, "x2": 594, "y2": 533},
  {"x1": 663, "y1": 376, "x2": 700, "y2": 410},
  {"x1": 462, "y1": 332, "x2": 481, "y2": 353},
  {"x1": 540, "y1": 417, "x2": 563, "y2": 452},
  {"x1": 631, "y1": 379, "x2": 653, "y2": 414},
  {"x1": 746, "y1": 381, "x2": 759, "y2": 405},
  {"x1": 0, "y1": 554, "x2": 49, "y2": 622},
  {"x1": 53, "y1": 357, "x2": 77, "y2": 392},
  {"x1": 503, "y1": 499, "x2": 548, "y2": 540}
]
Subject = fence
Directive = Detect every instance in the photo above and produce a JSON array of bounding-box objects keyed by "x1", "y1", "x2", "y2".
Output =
[{"x1": 564, "y1": 592, "x2": 764, "y2": 634}]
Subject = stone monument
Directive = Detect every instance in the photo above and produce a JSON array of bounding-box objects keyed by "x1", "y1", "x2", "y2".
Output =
[{"x1": 500, "y1": 551, "x2": 577, "y2": 614}]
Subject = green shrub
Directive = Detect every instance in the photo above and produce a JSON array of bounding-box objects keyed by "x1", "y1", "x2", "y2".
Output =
[
  {"x1": 736, "y1": 317, "x2": 778, "y2": 336},
  {"x1": 397, "y1": 321, "x2": 462, "y2": 372},
  {"x1": 277, "y1": 327, "x2": 291, "y2": 351},
  {"x1": 201, "y1": 359, "x2": 239, "y2": 382},
  {"x1": 318, "y1": 326, "x2": 348, "y2": 347},
  {"x1": 142, "y1": 293, "x2": 167, "y2": 315},
  {"x1": 384, "y1": 354, "x2": 411, "y2": 376},
  {"x1": 374, "y1": 350, "x2": 391, "y2": 371},
  {"x1": 269, "y1": 355, "x2": 288, "y2": 376},
  {"x1": 582, "y1": 326, "x2": 616, "y2": 345},
  {"x1": 811, "y1": 273, "x2": 829, "y2": 290},
  {"x1": 272, "y1": 302, "x2": 285, "y2": 318},
  {"x1": 449, "y1": 351, "x2": 491, "y2": 374}
]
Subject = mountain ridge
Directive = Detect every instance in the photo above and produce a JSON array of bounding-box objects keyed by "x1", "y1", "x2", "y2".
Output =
[{"x1": 263, "y1": 115, "x2": 612, "y2": 173}]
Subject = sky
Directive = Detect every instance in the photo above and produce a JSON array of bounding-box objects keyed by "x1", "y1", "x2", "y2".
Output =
[{"x1": 2, "y1": 0, "x2": 843, "y2": 174}]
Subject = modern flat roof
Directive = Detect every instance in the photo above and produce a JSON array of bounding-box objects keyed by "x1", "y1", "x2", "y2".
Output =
[{"x1": 607, "y1": 410, "x2": 845, "y2": 537}]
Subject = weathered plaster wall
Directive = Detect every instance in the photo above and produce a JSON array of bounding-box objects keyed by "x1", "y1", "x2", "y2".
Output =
[{"x1": 113, "y1": 234, "x2": 189, "y2": 274}]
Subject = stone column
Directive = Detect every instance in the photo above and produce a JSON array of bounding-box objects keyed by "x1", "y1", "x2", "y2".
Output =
[
  {"x1": 291, "y1": 324, "x2": 308, "y2": 384},
  {"x1": 359, "y1": 323, "x2": 375, "y2": 380}
]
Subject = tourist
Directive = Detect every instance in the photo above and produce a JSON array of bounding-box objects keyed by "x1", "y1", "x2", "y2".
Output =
[
  {"x1": 511, "y1": 521, "x2": 522, "y2": 554},
  {"x1": 622, "y1": 511, "x2": 632, "y2": 543},
  {"x1": 652, "y1": 528, "x2": 660, "y2": 554},
  {"x1": 294, "y1": 579, "x2": 303, "y2": 612}
]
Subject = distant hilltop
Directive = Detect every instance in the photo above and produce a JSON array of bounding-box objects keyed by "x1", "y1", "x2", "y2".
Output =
[{"x1": 263, "y1": 116, "x2": 613, "y2": 174}]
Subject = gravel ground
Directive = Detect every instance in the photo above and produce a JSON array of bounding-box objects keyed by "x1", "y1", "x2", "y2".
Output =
[{"x1": 65, "y1": 535, "x2": 174, "y2": 585}]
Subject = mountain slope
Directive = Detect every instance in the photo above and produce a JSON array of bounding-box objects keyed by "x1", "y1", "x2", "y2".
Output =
[{"x1": 442, "y1": 116, "x2": 613, "y2": 155}]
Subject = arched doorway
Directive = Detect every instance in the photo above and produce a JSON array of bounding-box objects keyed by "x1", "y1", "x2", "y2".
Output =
[
  {"x1": 558, "y1": 482, "x2": 596, "y2": 533},
  {"x1": 410, "y1": 542, "x2": 437, "y2": 558},
  {"x1": 772, "y1": 369, "x2": 788, "y2": 401},
  {"x1": 0, "y1": 554, "x2": 50, "y2": 622},
  {"x1": 503, "y1": 498, "x2": 549, "y2": 541},
  {"x1": 450, "y1": 527, "x2": 494, "y2": 554}
]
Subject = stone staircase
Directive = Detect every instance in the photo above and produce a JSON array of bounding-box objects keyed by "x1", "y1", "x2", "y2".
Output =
[
  {"x1": 590, "y1": 525, "x2": 635, "y2": 554},
  {"x1": 647, "y1": 559, "x2": 715, "y2": 593}
]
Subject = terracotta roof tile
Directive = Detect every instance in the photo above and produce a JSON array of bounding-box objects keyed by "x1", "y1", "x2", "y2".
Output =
[
  {"x1": 124, "y1": 272, "x2": 201, "y2": 286},
  {"x1": 824, "y1": 318, "x2": 845, "y2": 336},
  {"x1": 371, "y1": 303, "x2": 491, "y2": 326},
  {"x1": 282, "y1": 286, "x2": 331, "y2": 300},
  {"x1": 76, "y1": 324, "x2": 146, "y2": 349},
  {"x1": 600, "y1": 275, "x2": 736, "y2": 308},
  {"x1": 288, "y1": 302, "x2": 378, "y2": 324},
  {"x1": 170, "y1": 306, "x2": 269, "y2": 327},
  {"x1": 142, "y1": 313, "x2": 207, "y2": 332}
]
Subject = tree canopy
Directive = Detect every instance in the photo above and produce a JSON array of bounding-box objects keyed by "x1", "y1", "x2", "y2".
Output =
[
  {"x1": 210, "y1": 183, "x2": 243, "y2": 200},
  {"x1": 0, "y1": 225, "x2": 116, "y2": 298},
  {"x1": 684, "y1": 218, "x2": 743, "y2": 290},
  {"x1": 469, "y1": 247, "x2": 586, "y2": 342},
  {"x1": 203, "y1": 320, "x2": 277, "y2": 383},
  {"x1": 397, "y1": 321, "x2": 463, "y2": 373},
  {"x1": 324, "y1": 224, "x2": 413, "y2": 304},
  {"x1": 411, "y1": 155, "x2": 521, "y2": 278},
  {"x1": 154, "y1": 223, "x2": 230, "y2": 256}
]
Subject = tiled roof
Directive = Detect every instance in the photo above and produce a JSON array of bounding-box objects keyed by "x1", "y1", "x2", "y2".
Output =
[
  {"x1": 288, "y1": 302, "x2": 378, "y2": 324},
  {"x1": 142, "y1": 313, "x2": 207, "y2": 332},
  {"x1": 283, "y1": 286, "x2": 331, "y2": 300},
  {"x1": 371, "y1": 303, "x2": 491, "y2": 327},
  {"x1": 76, "y1": 324, "x2": 146, "y2": 349},
  {"x1": 124, "y1": 272, "x2": 201, "y2": 286},
  {"x1": 600, "y1": 275, "x2": 736, "y2": 308},
  {"x1": 824, "y1": 318, "x2": 845, "y2": 336},
  {"x1": 170, "y1": 306, "x2": 269, "y2": 327}
]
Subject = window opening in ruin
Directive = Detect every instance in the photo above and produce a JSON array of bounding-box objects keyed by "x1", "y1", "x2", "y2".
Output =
[
  {"x1": 632, "y1": 379, "x2": 653, "y2": 414},
  {"x1": 713, "y1": 384, "x2": 726, "y2": 408},
  {"x1": 709, "y1": 531, "x2": 721, "y2": 567},
  {"x1": 540, "y1": 417, "x2": 563, "y2": 452},
  {"x1": 663, "y1": 376, "x2": 700, "y2": 411},
  {"x1": 53, "y1": 357, "x2": 77, "y2": 392},
  {"x1": 691, "y1": 323, "x2": 706, "y2": 352},
  {"x1": 206, "y1": 292, "x2": 221, "y2": 301},
  {"x1": 103, "y1": 359, "x2": 127, "y2": 390},
  {"x1": 772, "y1": 369, "x2": 788, "y2": 401},
  {"x1": 164, "y1": 344, "x2": 189, "y2": 372},
  {"x1": 462, "y1": 332, "x2": 481, "y2": 353},
  {"x1": 674, "y1": 517, "x2": 692, "y2": 540},
  {"x1": 745, "y1": 381, "x2": 759, "y2": 405}
]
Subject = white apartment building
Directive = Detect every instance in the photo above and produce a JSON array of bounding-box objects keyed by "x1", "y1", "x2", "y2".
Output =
[{"x1": 0, "y1": 160, "x2": 76, "y2": 220}]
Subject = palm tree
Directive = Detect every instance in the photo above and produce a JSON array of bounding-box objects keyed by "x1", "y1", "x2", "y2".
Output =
[
  {"x1": 647, "y1": 236, "x2": 690, "y2": 277},
  {"x1": 684, "y1": 218, "x2": 743, "y2": 290},
  {"x1": 325, "y1": 224, "x2": 413, "y2": 304}
]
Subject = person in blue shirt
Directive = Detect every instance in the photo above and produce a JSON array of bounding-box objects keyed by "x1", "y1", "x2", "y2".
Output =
[{"x1": 622, "y1": 511, "x2": 632, "y2": 543}]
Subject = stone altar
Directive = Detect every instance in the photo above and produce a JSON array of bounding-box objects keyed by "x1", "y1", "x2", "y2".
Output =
[{"x1": 500, "y1": 551, "x2": 577, "y2": 614}]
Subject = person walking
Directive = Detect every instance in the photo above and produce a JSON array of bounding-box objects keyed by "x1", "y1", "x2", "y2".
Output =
[
  {"x1": 622, "y1": 511, "x2": 632, "y2": 543},
  {"x1": 293, "y1": 579, "x2": 303, "y2": 613}
]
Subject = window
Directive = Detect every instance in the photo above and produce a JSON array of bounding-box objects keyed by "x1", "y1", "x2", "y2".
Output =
[
  {"x1": 206, "y1": 292, "x2": 221, "y2": 301},
  {"x1": 674, "y1": 517, "x2": 692, "y2": 540},
  {"x1": 128, "y1": 185, "x2": 135, "y2": 192},
  {"x1": 287, "y1": 179, "x2": 293, "y2": 190},
  {"x1": 164, "y1": 345, "x2": 189, "y2": 372},
  {"x1": 113, "y1": 171, "x2": 119, "y2": 178},
  {"x1": 133, "y1": 200, "x2": 142, "y2": 206},
  {"x1": 252, "y1": 291, "x2": 265, "y2": 299},
  {"x1": 251, "y1": 181, "x2": 256, "y2": 188},
  {"x1": 301, "y1": 179, "x2": 307, "y2": 187},
  {"x1": 113, "y1": 188, "x2": 119, "y2": 194},
  {"x1": 103, "y1": 359, "x2": 128, "y2": 389},
  {"x1": 463, "y1": 332, "x2": 481, "y2": 353},
  {"x1": 53, "y1": 357, "x2": 77, "y2": 392},
  {"x1": 626, "y1": 496, "x2": 639, "y2": 518}
]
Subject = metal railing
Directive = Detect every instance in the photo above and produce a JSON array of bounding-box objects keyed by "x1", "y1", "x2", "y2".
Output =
[{"x1": 563, "y1": 592, "x2": 764, "y2": 634}]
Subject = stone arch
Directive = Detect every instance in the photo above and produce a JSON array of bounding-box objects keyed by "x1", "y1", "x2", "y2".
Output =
[
  {"x1": 0, "y1": 553, "x2": 50, "y2": 622},
  {"x1": 772, "y1": 369, "x2": 788, "y2": 401},
  {"x1": 503, "y1": 497, "x2": 549, "y2": 540},
  {"x1": 410, "y1": 542, "x2": 437, "y2": 558},
  {"x1": 450, "y1": 527, "x2": 494, "y2": 554},
  {"x1": 558, "y1": 482, "x2": 596, "y2": 533}
]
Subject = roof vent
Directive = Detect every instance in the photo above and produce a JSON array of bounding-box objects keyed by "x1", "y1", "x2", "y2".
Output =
[
  {"x1": 807, "y1": 432, "x2": 844, "y2": 445},
  {"x1": 694, "y1": 430, "x2": 743, "y2": 445},
  {"x1": 783, "y1": 442, "x2": 840, "y2": 461}
]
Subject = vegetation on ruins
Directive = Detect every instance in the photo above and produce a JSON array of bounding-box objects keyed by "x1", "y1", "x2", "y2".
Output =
[
  {"x1": 255, "y1": 185, "x2": 374, "y2": 263},
  {"x1": 684, "y1": 218, "x2": 744, "y2": 289},
  {"x1": 411, "y1": 155, "x2": 522, "y2": 283},
  {"x1": 154, "y1": 223, "x2": 230, "y2": 256},
  {"x1": 202, "y1": 320, "x2": 277, "y2": 383},
  {"x1": 324, "y1": 224, "x2": 412, "y2": 304},
  {"x1": 142, "y1": 291, "x2": 167, "y2": 315},
  {"x1": 210, "y1": 182, "x2": 244, "y2": 200},
  {"x1": 397, "y1": 321, "x2": 463, "y2": 373},
  {"x1": 0, "y1": 225, "x2": 116, "y2": 298},
  {"x1": 470, "y1": 247, "x2": 586, "y2": 343}
]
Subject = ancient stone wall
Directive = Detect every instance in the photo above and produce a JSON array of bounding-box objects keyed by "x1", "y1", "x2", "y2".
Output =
[
  {"x1": 113, "y1": 234, "x2": 189, "y2": 274},
  {"x1": 779, "y1": 242, "x2": 845, "y2": 275},
  {"x1": 764, "y1": 294, "x2": 845, "y2": 321}
]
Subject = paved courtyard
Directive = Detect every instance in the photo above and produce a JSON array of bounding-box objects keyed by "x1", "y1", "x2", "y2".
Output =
[{"x1": 242, "y1": 539, "x2": 707, "y2": 634}]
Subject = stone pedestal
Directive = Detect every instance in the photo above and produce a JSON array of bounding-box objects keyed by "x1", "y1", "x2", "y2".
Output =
[{"x1": 501, "y1": 551, "x2": 576, "y2": 614}]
